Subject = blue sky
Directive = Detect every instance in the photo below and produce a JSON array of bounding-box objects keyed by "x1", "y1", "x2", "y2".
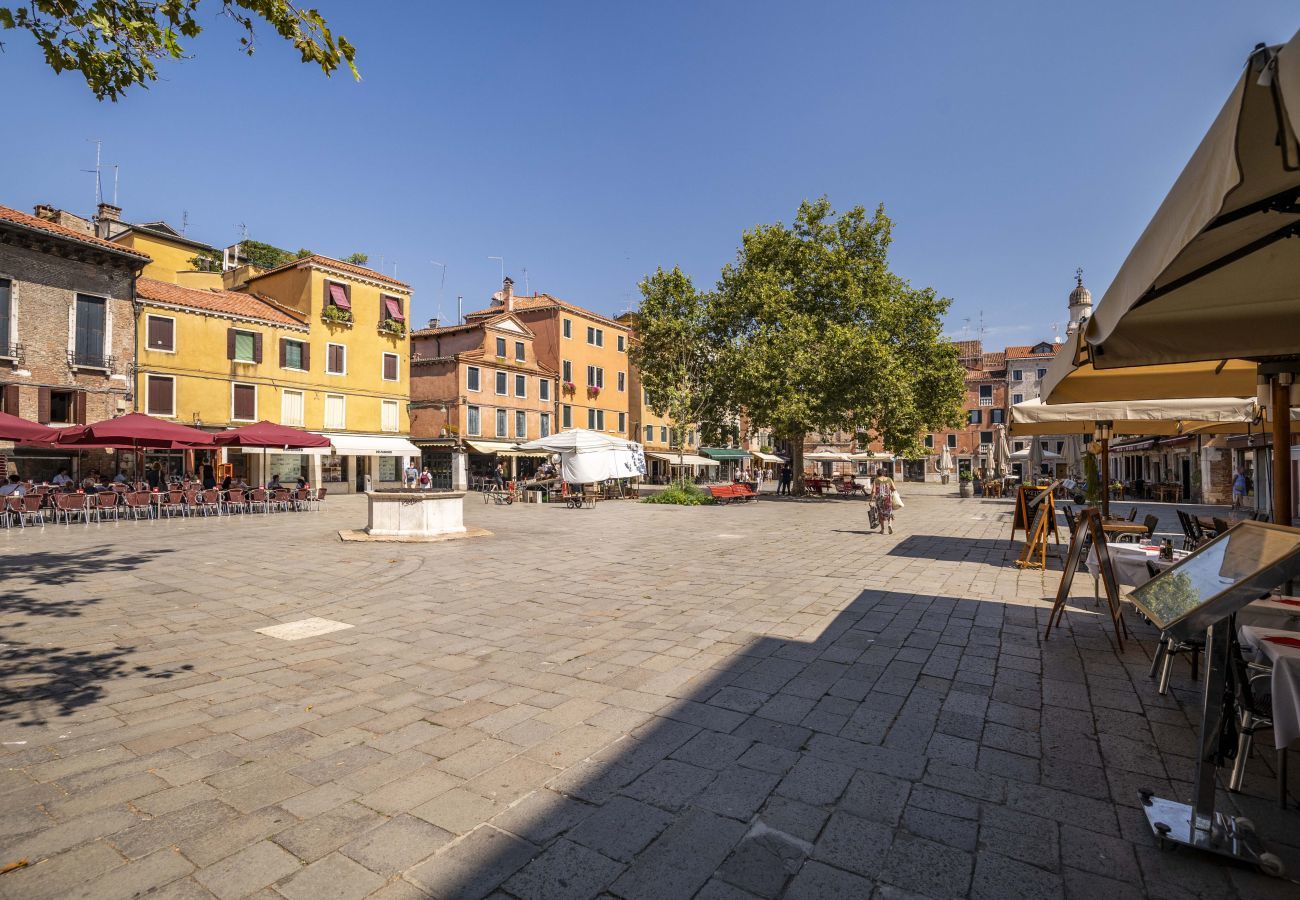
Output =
[{"x1": 2, "y1": 2, "x2": 1295, "y2": 342}]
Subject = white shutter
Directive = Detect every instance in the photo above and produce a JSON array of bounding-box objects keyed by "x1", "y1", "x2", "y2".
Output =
[
  {"x1": 381, "y1": 400, "x2": 399, "y2": 433},
  {"x1": 324, "y1": 394, "x2": 346, "y2": 429},
  {"x1": 282, "y1": 390, "x2": 304, "y2": 427}
]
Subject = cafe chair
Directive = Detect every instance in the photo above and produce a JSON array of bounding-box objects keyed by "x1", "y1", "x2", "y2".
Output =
[
  {"x1": 123, "y1": 492, "x2": 153, "y2": 520},
  {"x1": 222, "y1": 489, "x2": 246, "y2": 515},
  {"x1": 1228, "y1": 638, "x2": 1288, "y2": 808},
  {"x1": 93, "y1": 491, "x2": 121, "y2": 523},
  {"x1": 1145, "y1": 562, "x2": 1203, "y2": 693},
  {"x1": 1212, "y1": 517, "x2": 1231, "y2": 538},
  {"x1": 53, "y1": 493, "x2": 90, "y2": 525},
  {"x1": 1127, "y1": 507, "x2": 1139, "y2": 522}
]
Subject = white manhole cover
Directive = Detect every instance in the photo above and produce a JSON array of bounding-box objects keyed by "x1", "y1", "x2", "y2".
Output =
[{"x1": 256, "y1": 617, "x2": 354, "y2": 641}]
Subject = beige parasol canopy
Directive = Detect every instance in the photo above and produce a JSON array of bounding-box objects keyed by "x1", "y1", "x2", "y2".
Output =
[
  {"x1": 1009, "y1": 396, "x2": 1263, "y2": 436},
  {"x1": 1079, "y1": 34, "x2": 1300, "y2": 370}
]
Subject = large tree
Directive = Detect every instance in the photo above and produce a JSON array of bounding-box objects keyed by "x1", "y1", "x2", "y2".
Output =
[
  {"x1": 709, "y1": 198, "x2": 964, "y2": 494},
  {"x1": 628, "y1": 267, "x2": 719, "y2": 481},
  {"x1": 0, "y1": 1, "x2": 357, "y2": 101}
]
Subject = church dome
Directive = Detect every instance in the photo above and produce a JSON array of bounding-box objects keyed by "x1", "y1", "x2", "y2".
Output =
[{"x1": 1069, "y1": 268, "x2": 1092, "y2": 306}]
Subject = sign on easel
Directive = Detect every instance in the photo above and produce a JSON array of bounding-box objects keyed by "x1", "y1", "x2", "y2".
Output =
[
  {"x1": 1044, "y1": 507, "x2": 1128, "y2": 647},
  {"x1": 1016, "y1": 496, "x2": 1054, "y2": 570},
  {"x1": 1010, "y1": 482, "x2": 1061, "y2": 544}
]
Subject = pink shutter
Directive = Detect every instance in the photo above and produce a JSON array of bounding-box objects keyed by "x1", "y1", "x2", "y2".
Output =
[
  {"x1": 328, "y1": 283, "x2": 351, "y2": 309},
  {"x1": 383, "y1": 297, "x2": 404, "y2": 321}
]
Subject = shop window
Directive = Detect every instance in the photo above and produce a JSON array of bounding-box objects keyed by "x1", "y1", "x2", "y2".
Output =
[{"x1": 378, "y1": 456, "x2": 399, "y2": 482}]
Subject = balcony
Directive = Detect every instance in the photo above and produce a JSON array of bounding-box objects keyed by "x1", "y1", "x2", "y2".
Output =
[
  {"x1": 0, "y1": 342, "x2": 21, "y2": 363},
  {"x1": 979, "y1": 397, "x2": 993, "y2": 407},
  {"x1": 69, "y1": 350, "x2": 114, "y2": 372}
]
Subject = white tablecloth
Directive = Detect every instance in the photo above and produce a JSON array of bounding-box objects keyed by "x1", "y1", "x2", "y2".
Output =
[
  {"x1": 1085, "y1": 542, "x2": 1186, "y2": 587},
  {"x1": 1238, "y1": 625, "x2": 1300, "y2": 748}
]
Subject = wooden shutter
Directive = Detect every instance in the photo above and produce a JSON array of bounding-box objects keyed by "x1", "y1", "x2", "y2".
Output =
[
  {"x1": 300, "y1": 342, "x2": 310, "y2": 371},
  {"x1": 37, "y1": 386, "x2": 50, "y2": 424},
  {"x1": 1, "y1": 384, "x2": 17, "y2": 415},
  {"x1": 252, "y1": 333, "x2": 263, "y2": 363},
  {"x1": 384, "y1": 354, "x2": 398, "y2": 381},
  {"x1": 227, "y1": 328, "x2": 236, "y2": 360},
  {"x1": 73, "y1": 390, "x2": 87, "y2": 425},
  {"x1": 279, "y1": 339, "x2": 286, "y2": 368}
]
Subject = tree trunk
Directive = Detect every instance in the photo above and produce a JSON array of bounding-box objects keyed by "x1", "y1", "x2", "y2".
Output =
[{"x1": 790, "y1": 432, "x2": 806, "y2": 496}]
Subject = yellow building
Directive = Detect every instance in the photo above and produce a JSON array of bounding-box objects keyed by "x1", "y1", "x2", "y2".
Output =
[{"x1": 104, "y1": 217, "x2": 224, "y2": 290}]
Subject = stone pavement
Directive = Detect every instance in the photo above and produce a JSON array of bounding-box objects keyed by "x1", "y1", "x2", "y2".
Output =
[{"x1": 0, "y1": 484, "x2": 1296, "y2": 899}]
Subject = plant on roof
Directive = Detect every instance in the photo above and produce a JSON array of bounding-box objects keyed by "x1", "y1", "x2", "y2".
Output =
[
  {"x1": 321, "y1": 304, "x2": 352, "y2": 324},
  {"x1": 188, "y1": 249, "x2": 221, "y2": 272},
  {"x1": 238, "y1": 239, "x2": 298, "y2": 269},
  {"x1": 343, "y1": 252, "x2": 368, "y2": 265},
  {"x1": 0, "y1": 1, "x2": 359, "y2": 102}
]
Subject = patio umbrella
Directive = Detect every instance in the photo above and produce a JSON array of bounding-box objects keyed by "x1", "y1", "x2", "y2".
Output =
[
  {"x1": 0, "y1": 410, "x2": 60, "y2": 444},
  {"x1": 995, "y1": 425, "x2": 1011, "y2": 477},
  {"x1": 56, "y1": 413, "x2": 214, "y2": 484},
  {"x1": 1028, "y1": 437, "x2": 1045, "y2": 483},
  {"x1": 213, "y1": 421, "x2": 331, "y2": 488},
  {"x1": 1062, "y1": 435, "x2": 1082, "y2": 479},
  {"x1": 938, "y1": 444, "x2": 953, "y2": 479},
  {"x1": 1009, "y1": 396, "x2": 1263, "y2": 435}
]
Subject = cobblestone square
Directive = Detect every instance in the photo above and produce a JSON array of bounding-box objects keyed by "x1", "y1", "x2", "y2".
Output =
[{"x1": 1, "y1": 486, "x2": 1295, "y2": 898}]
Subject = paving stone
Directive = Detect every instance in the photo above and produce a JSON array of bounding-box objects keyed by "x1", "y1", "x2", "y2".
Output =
[
  {"x1": 776, "y1": 755, "x2": 856, "y2": 808},
  {"x1": 567, "y1": 795, "x2": 675, "y2": 862},
  {"x1": 194, "y1": 840, "x2": 302, "y2": 900},
  {"x1": 901, "y1": 806, "x2": 979, "y2": 852},
  {"x1": 502, "y1": 838, "x2": 625, "y2": 899},
  {"x1": 717, "y1": 825, "x2": 810, "y2": 898},
  {"x1": 670, "y1": 729, "x2": 753, "y2": 769},
  {"x1": 879, "y1": 832, "x2": 973, "y2": 898},
  {"x1": 340, "y1": 813, "x2": 453, "y2": 876},
  {"x1": 271, "y1": 801, "x2": 385, "y2": 862},
  {"x1": 111, "y1": 798, "x2": 240, "y2": 859},
  {"x1": 488, "y1": 788, "x2": 596, "y2": 843},
  {"x1": 62, "y1": 847, "x2": 194, "y2": 900},
  {"x1": 839, "y1": 769, "x2": 912, "y2": 825},
  {"x1": 406, "y1": 825, "x2": 537, "y2": 899},
  {"x1": 276, "y1": 851, "x2": 386, "y2": 900},
  {"x1": 0, "y1": 840, "x2": 126, "y2": 900},
  {"x1": 811, "y1": 810, "x2": 894, "y2": 877},
  {"x1": 784, "y1": 860, "x2": 875, "y2": 899},
  {"x1": 757, "y1": 796, "x2": 829, "y2": 843},
  {"x1": 696, "y1": 764, "x2": 782, "y2": 821},
  {"x1": 411, "y1": 786, "x2": 501, "y2": 834},
  {"x1": 971, "y1": 851, "x2": 1065, "y2": 899},
  {"x1": 175, "y1": 805, "x2": 296, "y2": 868},
  {"x1": 609, "y1": 808, "x2": 747, "y2": 900}
]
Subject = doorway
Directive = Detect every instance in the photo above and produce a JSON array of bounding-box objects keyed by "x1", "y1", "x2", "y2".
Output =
[{"x1": 1181, "y1": 458, "x2": 1192, "y2": 501}]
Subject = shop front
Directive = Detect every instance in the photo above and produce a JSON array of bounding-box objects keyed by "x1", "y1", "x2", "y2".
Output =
[
  {"x1": 314, "y1": 433, "x2": 422, "y2": 494},
  {"x1": 701, "y1": 447, "x2": 751, "y2": 480}
]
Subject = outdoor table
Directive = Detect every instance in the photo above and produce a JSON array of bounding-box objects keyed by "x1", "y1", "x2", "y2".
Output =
[
  {"x1": 1086, "y1": 541, "x2": 1186, "y2": 587},
  {"x1": 1240, "y1": 595, "x2": 1300, "y2": 631},
  {"x1": 1100, "y1": 519, "x2": 1148, "y2": 539},
  {"x1": 1238, "y1": 624, "x2": 1300, "y2": 748}
]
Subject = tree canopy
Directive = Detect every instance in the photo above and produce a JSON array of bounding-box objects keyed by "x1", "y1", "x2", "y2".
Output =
[{"x1": 0, "y1": 1, "x2": 357, "y2": 101}]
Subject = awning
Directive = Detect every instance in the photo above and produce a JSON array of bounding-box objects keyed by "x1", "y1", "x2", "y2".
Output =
[
  {"x1": 647, "y1": 451, "x2": 718, "y2": 467},
  {"x1": 700, "y1": 447, "x2": 750, "y2": 461},
  {"x1": 1111, "y1": 439, "x2": 1156, "y2": 452},
  {"x1": 751, "y1": 451, "x2": 785, "y2": 463},
  {"x1": 328, "y1": 283, "x2": 351, "y2": 310},
  {"x1": 465, "y1": 440, "x2": 518, "y2": 455},
  {"x1": 383, "y1": 297, "x2": 405, "y2": 322},
  {"x1": 319, "y1": 433, "x2": 420, "y2": 456}
]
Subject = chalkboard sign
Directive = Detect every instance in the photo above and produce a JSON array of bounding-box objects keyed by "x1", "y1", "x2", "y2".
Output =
[
  {"x1": 1016, "y1": 498, "x2": 1053, "y2": 570},
  {"x1": 1045, "y1": 507, "x2": 1129, "y2": 647}
]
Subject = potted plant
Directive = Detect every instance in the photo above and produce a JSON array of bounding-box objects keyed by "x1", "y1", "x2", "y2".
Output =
[
  {"x1": 587, "y1": 385, "x2": 601, "y2": 399},
  {"x1": 958, "y1": 469, "x2": 974, "y2": 497},
  {"x1": 378, "y1": 318, "x2": 406, "y2": 337},
  {"x1": 321, "y1": 304, "x2": 353, "y2": 326},
  {"x1": 562, "y1": 381, "x2": 576, "y2": 395}
]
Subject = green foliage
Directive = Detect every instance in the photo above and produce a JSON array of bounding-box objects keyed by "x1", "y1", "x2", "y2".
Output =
[
  {"x1": 379, "y1": 318, "x2": 406, "y2": 337},
  {"x1": 959, "y1": 469, "x2": 974, "y2": 482},
  {"x1": 239, "y1": 239, "x2": 297, "y2": 269},
  {"x1": 641, "y1": 483, "x2": 716, "y2": 506},
  {"x1": 188, "y1": 249, "x2": 221, "y2": 272},
  {"x1": 1083, "y1": 452, "x2": 1101, "y2": 505},
  {"x1": 0, "y1": 1, "x2": 359, "y2": 101},
  {"x1": 294, "y1": 247, "x2": 313, "y2": 260},
  {"x1": 321, "y1": 304, "x2": 352, "y2": 324},
  {"x1": 343, "y1": 252, "x2": 369, "y2": 265}
]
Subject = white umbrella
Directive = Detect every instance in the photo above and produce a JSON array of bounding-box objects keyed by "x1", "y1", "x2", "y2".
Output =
[
  {"x1": 938, "y1": 444, "x2": 953, "y2": 474},
  {"x1": 994, "y1": 425, "x2": 1011, "y2": 477}
]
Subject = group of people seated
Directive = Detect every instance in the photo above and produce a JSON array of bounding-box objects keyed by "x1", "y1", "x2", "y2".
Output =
[{"x1": 0, "y1": 465, "x2": 310, "y2": 500}]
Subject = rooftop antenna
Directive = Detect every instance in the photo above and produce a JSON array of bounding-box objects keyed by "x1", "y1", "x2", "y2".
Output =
[
  {"x1": 521, "y1": 267, "x2": 529, "y2": 294},
  {"x1": 961, "y1": 316, "x2": 971, "y2": 339},
  {"x1": 457, "y1": 294, "x2": 464, "y2": 324},
  {"x1": 181, "y1": 210, "x2": 189, "y2": 236},
  {"x1": 431, "y1": 261, "x2": 447, "y2": 322},
  {"x1": 111, "y1": 165, "x2": 119, "y2": 206},
  {"x1": 82, "y1": 139, "x2": 104, "y2": 208},
  {"x1": 488, "y1": 256, "x2": 504, "y2": 285}
]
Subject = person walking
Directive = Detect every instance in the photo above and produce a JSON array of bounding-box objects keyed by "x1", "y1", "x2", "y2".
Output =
[
  {"x1": 778, "y1": 464, "x2": 793, "y2": 496},
  {"x1": 404, "y1": 462, "x2": 419, "y2": 489},
  {"x1": 872, "y1": 467, "x2": 898, "y2": 535},
  {"x1": 1232, "y1": 468, "x2": 1250, "y2": 511}
]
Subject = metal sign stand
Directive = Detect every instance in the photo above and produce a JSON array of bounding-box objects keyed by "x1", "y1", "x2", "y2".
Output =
[{"x1": 1139, "y1": 620, "x2": 1284, "y2": 877}]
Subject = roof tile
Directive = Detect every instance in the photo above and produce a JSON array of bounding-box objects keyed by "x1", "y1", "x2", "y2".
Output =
[
  {"x1": 136, "y1": 277, "x2": 305, "y2": 328},
  {"x1": 0, "y1": 204, "x2": 151, "y2": 261}
]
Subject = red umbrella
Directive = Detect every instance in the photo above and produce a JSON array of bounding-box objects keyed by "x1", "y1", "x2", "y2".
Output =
[
  {"x1": 0, "y1": 410, "x2": 61, "y2": 444},
  {"x1": 212, "y1": 421, "x2": 331, "y2": 449},
  {"x1": 56, "y1": 413, "x2": 215, "y2": 449}
]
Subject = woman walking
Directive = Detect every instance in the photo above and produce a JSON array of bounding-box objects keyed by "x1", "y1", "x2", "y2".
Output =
[{"x1": 872, "y1": 468, "x2": 898, "y2": 535}]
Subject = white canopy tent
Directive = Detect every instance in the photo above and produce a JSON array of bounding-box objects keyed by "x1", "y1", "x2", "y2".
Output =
[{"x1": 516, "y1": 430, "x2": 645, "y2": 483}]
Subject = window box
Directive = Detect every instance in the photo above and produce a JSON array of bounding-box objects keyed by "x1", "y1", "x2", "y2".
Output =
[
  {"x1": 587, "y1": 385, "x2": 601, "y2": 399},
  {"x1": 562, "y1": 381, "x2": 576, "y2": 395},
  {"x1": 322, "y1": 304, "x2": 353, "y2": 326},
  {"x1": 378, "y1": 319, "x2": 406, "y2": 337}
]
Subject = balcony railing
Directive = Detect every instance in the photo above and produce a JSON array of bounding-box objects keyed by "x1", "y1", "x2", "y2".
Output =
[
  {"x1": 69, "y1": 351, "x2": 114, "y2": 371},
  {"x1": 0, "y1": 342, "x2": 22, "y2": 362},
  {"x1": 979, "y1": 397, "x2": 993, "y2": 406}
]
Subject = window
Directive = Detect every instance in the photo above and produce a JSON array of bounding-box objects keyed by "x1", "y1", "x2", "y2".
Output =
[
  {"x1": 325, "y1": 393, "x2": 346, "y2": 429},
  {"x1": 325, "y1": 280, "x2": 351, "y2": 310},
  {"x1": 146, "y1": 315, "x2": 174, "y2": 352},
  {"x1": 562, "y1": 360, "x2": 572, "y2": 383},
  {"x1": 515, "y1": 410, "x2": 526, "y2": 438},
  {"x1": 467, "y1": 366, "x2": 481, "y2": 392},
  {"x1": 495, "y1": 408, "x2": 507, "y2": 437},
  {"x1": 515, "y1": 374, "x2": 526, "y2": 398},
  {"x1": 382, "y1": 353, "x2": 399, "y2": 381},
  {"x1": 980, "y1": 431, "x2": 994, "y2": 445},
  {"x1": 0, "y1": 278, "x2": 10, "y2": 351},
  {"x1": 495, "y1": 337, "x2": 506, "y2": 358},
  {"x1": 381, "y1": 400, "x2": 399, "y2": 433},
  {"x1": 281, "y1": 339, "x2": 307, "y2": 370},
  {"x1": 947, "y1": 434, "x2": 957, "y2": 448},
  {"x1": 618, "y1": 412, "x2": 626, "y2": 433},
  {"x1": 1013, "y1": 369, "x2": 1023, "y2": 382},
  {"x1": 495, "y1": 371, "x2": 508, "y2": 395},
  {"x1": 1056, "y1": 441, "x2": 1064, "y2": 453},
  {"x1": 688, "y1": 430, "x2": 696, "y2": 446},
  {"x1": 326, "y1": 342, "x2": 346, "y2": 375},
  {"x1": 617, "y1": 371, "x2": 625, "y2": 392},
  {"x1": 232, "y1": 383, "x2": 257, "y2": 421},
  {"x1": 282, "y1": 389, "x2": 304, "y2": 426},
  {"x1": 645, "y1": 425, "x2": 654, "y2": 442},
  {"x1": 1012, "y1": 393, "x2": 1023, "y2": 405},
  {"x1": 586, "y1": 326, "x2": 603, "y2": 347},
  {"x1": 1014, "y1": 440, "x2": 1025, "y2": 452},
  {"x1": 73, "y1": 294, "x2": 107, "y2": 367},
  {"x1": 617, "y1": 334, "x2": 625, "y2": 352},
  {"x1": 1037, "y1": 368, "x2": 1047, "y2": 379},
  {"x1": 539, "y1": 379, "x2": 550, "y2": 401},
  {"x1": 514, "y1": 341, "x2": 525, "y2": 362},
  {"x1": 234, "y1": 331, "x2": 256, "y2": 362},
  {"x1": 586, "y1": 365, "x2": 603, "y2": 388},
  {"x1": 968, "y1": 410, "x2": 982, "y2": 424},
  {"x1": 540, "y1": 413, "x2": 551, "y2": 438},
  {"x1": 380, "y1": 294, "x2": 404, "y2": 325},
  {"x1": 660, "y1": 426, "x2": 668, "y2": 443},
  {"x1": 978, "y1": 384, "x2": 993, "y2": 406},
  {"x1": 990, "y1": 409, "x2": 1005, "y2": 424},
  {"x1": 587, "y1": 408, "x2": 605, "y2": 430},
  {"x1": 924, "y1": 434, "x2": 934, "y2": 449},
  {"x1": 562, "y1": 318, "x2": 572, "y2": 339},
  {"x1": 562, "y1": 405, "x2": 572, "y2": 428},
  {"x1": 145, "y1": 375, "x2": 175, "y2": 416},
  {"x1": 46, "y1": 389, "x2": 82, "y2": 425},
  {"x1": 467, "y1": 405, "x2": 481, "y2": 435}
]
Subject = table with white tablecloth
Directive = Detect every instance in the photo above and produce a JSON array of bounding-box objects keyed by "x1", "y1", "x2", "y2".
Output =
[
  {"x1": 1239, "y1": 624, "x2": 1300, "y2": 748},
  {"x1": 1085, "y1": 542, "x2": 1188, "y2": 587}
]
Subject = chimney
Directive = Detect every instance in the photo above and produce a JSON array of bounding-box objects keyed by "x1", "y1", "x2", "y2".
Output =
[
  {"x1": 33, "y1": 204, "x2": 58, "y2": 222},
  {"x1": 33, "y1": 204, "x2": 93, "y2": 234},
  {"x1": 94, "y1": 202, "x2": 122, "y2": 238},
  {"x1": 502, "y1": 276, "x2": 515, "y2": 311},
  {"x1": 426, "y1": 317, "x2": 439, "y2": 330}
]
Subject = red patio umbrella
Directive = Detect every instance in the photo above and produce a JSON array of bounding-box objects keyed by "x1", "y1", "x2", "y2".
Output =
[
  {"x1": 55, "y1": 413, "x2": 215, "y2": 448},
  {"x1": 212, "y1": 421, "x2": 331, "y2": 488},
  {"x1": 0, "y1": 410, "x2": 61, "y2": 444}
]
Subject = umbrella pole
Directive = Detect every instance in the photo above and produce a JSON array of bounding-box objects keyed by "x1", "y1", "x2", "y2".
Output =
[
  {"x1": 1100, "y1": 437, "x2": 1110, "y2": 521},
  {"x1": 1271, "y1": 376, "x2": 1292, "y2": 527}
]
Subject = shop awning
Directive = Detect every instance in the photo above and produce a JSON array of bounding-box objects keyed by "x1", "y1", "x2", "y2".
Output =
[
  {"x1": 465, "y1": 440, "x2": 518, "y2": 455},
  {"x1": 647, "y1": 451, "x2": 718, "y2": 466},
  {"x1": 700, "y1": 447, "x2": 750, "y2": 461},
  {"x1": 751, "y1": 451, "x2": 785, "y2": 463},
  {"x1": 319, "y1": 433, "x2": 421, "y2": 456}
]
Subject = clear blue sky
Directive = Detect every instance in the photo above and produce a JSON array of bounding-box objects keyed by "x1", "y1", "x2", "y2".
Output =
[{"x1": 2, "y1": 2, "x2": 1295, "y2": 343}]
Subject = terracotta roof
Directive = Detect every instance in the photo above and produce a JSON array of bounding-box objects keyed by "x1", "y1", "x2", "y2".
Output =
[
  {"x1": 981, "y1": 352, "x2": 1006, "y2": 371},
  {"x1": 249, "y1": 253, "x2": 410, "y2": 290},
  {"x1": 1004, "y1": 343, "x2": 1061, "y2": 359},
  {"x1": 411, "y1": 322, "x2": 479, "y2": 338},
  {"x1": 136, "y1": 277, "x2": 306, "y2": 328},
  {"x1": 464, "y1": 293, "x2": 628, "y2": 329},
  {"x1": 0, "y1": 204, "x2": 151, "y2": 261}
]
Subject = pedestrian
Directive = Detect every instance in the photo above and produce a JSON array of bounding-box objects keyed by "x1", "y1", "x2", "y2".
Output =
[
  {"x1": 1232, "y1": 468, "x2": 1250, "y2": 510},
  {"x1": 493, "y1": 461, "x2": 506, "y2": 490},
  {"x1": 52, "y1": 468, "x2": 73, "y2": 487},
  {"x1": 419, "y1": 467, "x2": 432, "y2": 490},
  {"x1": 201, "y1": 463, "x2": 217, "y2": 491},
  {"x1": 778, "y1": 464, "x2": 792, "y2": 495},
  {"x1": 404, "y1": 462, "x2": 419, "y2": 488},
  {"x1": 872, "y1": 467, "x2": 899, "y2": 535}
]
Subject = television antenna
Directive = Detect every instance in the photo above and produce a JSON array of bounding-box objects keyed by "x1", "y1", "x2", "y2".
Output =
[
  {"x1": 431, "y1": 261, "x2": 447, "y2": 321},
  {"x1": 521, "y1": 267, "x2": 530, "y2": 294},
  {"x1": 82, "y1": 139, "x2": 104, "y2": 207},
  {"x1": 181, "y1": 210, "x2": 190, "y2": 236},
  {"x1": 488, "y1": 256, "x2": 504, "y2": 284}
]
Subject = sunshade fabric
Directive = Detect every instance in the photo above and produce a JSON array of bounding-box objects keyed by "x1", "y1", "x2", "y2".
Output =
[
  {"x1": 646, "y1": 452, "x2": 718, "y2": 466},
  {"x1": 318, "y1": 433, "x2": 420, "y2": 455},
  {"x1": 0, "y1": 411, "x2": 60, "y2": 444},
  {"x1": 1081, "y1": 34, "x2": 1300, "y2": 369},
  {"x1": 1009, "y1": 397, "x2": 1260, "y2": 436},
  {"x1": 849, "y1": 451, "x2": 892, "y2": 461},
  {"x1": 517, "y1": 429, "x2": 635, "y2": 453},
  {"x1": 937, "y1": 446, "x2": 953, "y2": 472},
  {"x1": 328, "y1": 283, "x2": 351, "y2": 309},
  {"x1": 383, "y1": 297, "x2": 405, "y2": 321},
  {"x1": 55, "y1": 413, "x2": 215, "y2": 448},
  {"x1": 805, "y1": 451, "x2": 851, "y2": 461},
  {"x1": 751, "y1": 451, "x2": 785, "y2": 463},
  {"x1": 1010, "y1": 447, "x2": 1064, "y2": 462},
  {"x1": 214, "y1": 420, "x2": 331, "y2": 448},
  {"x1": 465, "y1": 440, "x2": 519, "y2": 455},
  {"x1": 700, "y1": 447, "x2": 750, "y2": 461}
]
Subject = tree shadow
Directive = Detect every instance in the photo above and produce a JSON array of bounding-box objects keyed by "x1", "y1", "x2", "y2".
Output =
[{"x1": 1, "y1": 546, "x2": 175, "y2": 618}]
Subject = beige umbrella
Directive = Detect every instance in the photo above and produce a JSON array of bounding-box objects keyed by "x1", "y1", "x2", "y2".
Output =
[
  {"x1": 1009, "y1": 396, "x2": 1262, "y2": 436},
  {"x1": 994, "y1": 425, "x2": 1011, "y2": 477}
]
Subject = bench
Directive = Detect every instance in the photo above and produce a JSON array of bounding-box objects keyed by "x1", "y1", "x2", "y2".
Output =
[{"x1": 708, "y1": 484, "x2": 757, "y2": 504}]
